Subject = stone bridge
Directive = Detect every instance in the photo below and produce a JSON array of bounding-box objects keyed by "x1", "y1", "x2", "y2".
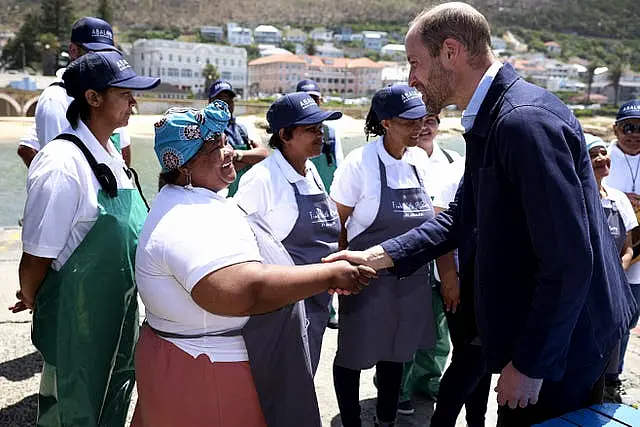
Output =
[{"x1": 0, "y1": 90, "x2": 40, "y2": 117}]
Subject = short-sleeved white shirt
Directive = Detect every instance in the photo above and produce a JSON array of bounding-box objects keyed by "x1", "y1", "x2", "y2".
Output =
[
  {"x1": 234, "y1": 149, "x2": 326, "y2": 241},
  {"x1": 113, "y1": 127, "x2": 131, "y2": 149},
  {"x1": 423, "y1": 142, "x2": 464, "y2": 209},
  {"x1": 21, "y1": 121, "x2": 133, "y2": 271},
  {"x1": 19, "y1": 124, "x2": 40, "y2": 151},
  {"x1": 330, "y1": 137, "x2": 434, "y2": 242},
  {"x1": 136, "y1": 185, "x2": 262, "y2": 362},
  {"x1": 34, "y1": 81, "x2": 73, "y2": 148},
  {"x1": 604, "y1": 183, "x2": 638, "y2": 238}
]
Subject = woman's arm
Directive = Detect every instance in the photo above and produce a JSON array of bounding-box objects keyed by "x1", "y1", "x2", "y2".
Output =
[
  {"x1": 622, "y1": 232, "x2": 634, "y2": 270},
  {"x1": 16, "y1": 253, "x2": 54, "y2": 309},
  {"x1": 436, "y1": 253, "x2": 459, "y2": 313},
  {"x1": 334, "y1": 201, "x2": 354, "y2": 251},
  {"x1": 191, "y1": 260, "x2": 375, "y2": 316}
]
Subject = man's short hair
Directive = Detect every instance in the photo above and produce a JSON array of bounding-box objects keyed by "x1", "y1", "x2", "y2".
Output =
[{"x1": 410, "y1": 2, "x2": 491, "y2": 64}]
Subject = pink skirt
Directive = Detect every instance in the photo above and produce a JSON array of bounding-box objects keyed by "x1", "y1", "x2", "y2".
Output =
[{"x1": 131, "y1": 324, "x2": 267, "y2": 427}]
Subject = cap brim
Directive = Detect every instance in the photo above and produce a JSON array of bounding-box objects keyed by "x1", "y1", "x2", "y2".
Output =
[
  {"x1": 616, "y1": 115, "x2": 640, "y2": 123},
  {"x1": 111, "y1": 76, "x2": 161, "y2": 90},
  {"x1": 397, "y1": 105, "x2": 427, "y2": 120},
  {"x1": 209, "y1": 89, "x2": 236, "y2": 99},
  {"x1": 294, "y1": 110, "x2": 342, "y2": 126},
  {"x1": 82, "y1": 42, "x2": 120, "y2": 53},
  {"x1": 305, "y1": 91, "x2": 321, "y2": 97}
]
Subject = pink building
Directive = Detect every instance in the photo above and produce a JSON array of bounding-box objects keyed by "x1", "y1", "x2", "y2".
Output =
[{"x1": 249, "y1": 54, "x2": 384, "y2": 96}]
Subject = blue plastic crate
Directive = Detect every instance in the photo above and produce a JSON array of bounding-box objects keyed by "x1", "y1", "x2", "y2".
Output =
[{"x1": 535, "y1": 403, "x2": 640, "y2": 426}]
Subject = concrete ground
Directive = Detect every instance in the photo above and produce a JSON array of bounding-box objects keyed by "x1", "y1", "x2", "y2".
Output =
[{"x1": 2, "y1": 226, "x2": 640, "y2": 426}]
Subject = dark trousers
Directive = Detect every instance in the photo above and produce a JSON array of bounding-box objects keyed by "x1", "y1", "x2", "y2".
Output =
[
  {"x1": 496, "y1": 354, "x2": 609, "y2": 427},
  {"x1": 430, "y1": 309, "x2": 491, "y2": 427},
  {"x1": 333, "y1": 360, "x2": 404, "y2": 427}
]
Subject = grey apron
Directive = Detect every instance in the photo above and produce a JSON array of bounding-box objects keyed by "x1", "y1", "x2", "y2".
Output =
[
  {"x1": 603, "y1": 198, "x2": 627, "y2": 254},
  {"x1": 280, "y1": 172, "x2": 340, "y2": 374},
  {"x1": 148, "y1": 210, "x2": 321, "y2": 427},
  {"x1": 336, "y1": 156, "x2": 436, "y2": 370}
]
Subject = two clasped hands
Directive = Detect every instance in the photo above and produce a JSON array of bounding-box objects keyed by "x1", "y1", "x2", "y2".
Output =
[{"x1": 324, "y1": 245, "x2": 544, "y2": 411}]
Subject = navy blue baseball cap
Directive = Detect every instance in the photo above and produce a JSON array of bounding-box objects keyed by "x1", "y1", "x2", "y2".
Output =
[
  {"x1": 296, "y1": 79, "x2": 321, "y2": 97},
  {"x1": 616, "y1": 100, "x2": 640, "y2": 123},
  {"x1": 267, "y1": 92, "x2": 342, "y2": 134},
  {"x1": 63, "y1": 51, "x2": 160, "y2": 99},
  {"x1": 70, "y1": 17, "x2": 117, "y2": 52},
  {"x1": 208, "y1": 79, "x2": 236, "y2": 100},
  {"x1": 372, "y1": 85, "x2": 427, "y2": 120}
]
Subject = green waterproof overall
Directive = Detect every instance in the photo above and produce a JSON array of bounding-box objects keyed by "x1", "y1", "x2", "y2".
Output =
[{"x1": 31, "y1": 135, "x2": 147, "y2": 427}]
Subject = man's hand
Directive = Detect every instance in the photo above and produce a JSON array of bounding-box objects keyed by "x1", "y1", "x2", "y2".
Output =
[
  {"x1": 326, "y1": 260, "x2": 377, "y2": 295},
  {"x1": 495, "y1": 361, "x2": 543, "y2": 409},
  {"x1": 322, "y1": 245, "x2": 394, "y2": 271},
  {"x1": 8, "y1": 290, "x2": 33, "y2": 313}
]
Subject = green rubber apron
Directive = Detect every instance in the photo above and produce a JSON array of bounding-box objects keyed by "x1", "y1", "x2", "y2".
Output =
[{"x1": 31, "y1": 134, "x2": 147, "y2": 427}]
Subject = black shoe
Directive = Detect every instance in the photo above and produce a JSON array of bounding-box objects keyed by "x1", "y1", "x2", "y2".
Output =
[
  {"x1": 373, "y1": 416, "x2": 395, "y2": 426},
  {"x1": 397, "y1": 400, "x2": 415, "y2": 415},
  {"x1": 327, "y1": 318, "x2": 339, "y2": 329},
  {"x1": 604, "y1": 381, "x2": 624, "y2": 403}
]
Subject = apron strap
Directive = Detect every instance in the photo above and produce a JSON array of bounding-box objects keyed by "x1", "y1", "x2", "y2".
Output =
[
  {"x1": 56, "y1": 133, "x2": 118, "y2": 198},
  {"x1": 144, "y1": 321, "x2": 243, "y2": 338}
]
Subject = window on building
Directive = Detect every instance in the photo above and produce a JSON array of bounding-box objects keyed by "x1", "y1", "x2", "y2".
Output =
[
  {"x1": 156, "y1": 67, "x2": 160, "y2": 76},
  {"x1": 341, "y1": 79, "x2": 345, "y2": 84},
  {"x1": 181, "y1": 69, "x2": 192, "y2": 77},
  {"x1": 187, "y1": 57, "x2": 191, "y2": 63},
  {"x1": 215, "y1": 58, "x2": 219, "y2": 66},
  {"x1": 231, "y1": 59, "x2": 235, "y2": 66},
  {"x1": 169, "y1": 54, "x2": 173, "y2": 61},
  {"x1": 178, "y1": 55, "x2": 182, "y2": 62},
  {"x1": 160, "y1": 54, "x2": 163, "y2": 60},
  {"x1": 223, "y1": 58, "x2": 227, "y2": 66},
  {"x1": 168, "y1": 68, "x2": 179, "y2": 77},
  {"x1": 161, "y1": 68, "x2": 166, "y2": 76},
  {"x1": 206, "y1": 58, "x2": 210, "y2": 64},
  {"x1": 141, "y1": 53, "x2": 145, "y2": 61},
  {"x1": 196, "y1": 56, "x2": 200, "y2": 63}
]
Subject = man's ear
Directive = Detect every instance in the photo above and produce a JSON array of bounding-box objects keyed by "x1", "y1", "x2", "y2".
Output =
[
  {"x1": 381, "y1": 119, "x2": 391, "y2": 132},
  {"x1": 85, "y1": 89, "x2": 102, "y2": 108},
  {"x1": 441, "y1": 38, "x2": 463, "y2": 67}
]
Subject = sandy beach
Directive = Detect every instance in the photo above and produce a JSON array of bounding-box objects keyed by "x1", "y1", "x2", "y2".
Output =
[{"x1": 0, "y1": 113, "x2": 616, "y2": 145}]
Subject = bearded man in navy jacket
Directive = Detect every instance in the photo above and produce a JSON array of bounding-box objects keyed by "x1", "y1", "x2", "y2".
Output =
[{"x1": 325, "y1": 2, "x2": 636, "y2": 425}]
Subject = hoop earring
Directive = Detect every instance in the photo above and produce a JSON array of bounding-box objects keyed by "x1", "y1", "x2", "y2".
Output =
[{"x1": 184, "y1": 171, "x2": 194, "y2": 190}]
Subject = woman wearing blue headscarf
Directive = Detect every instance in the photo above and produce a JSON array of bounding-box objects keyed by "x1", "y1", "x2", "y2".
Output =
[{"x1": 132, "y1": 101, "x2": 375, "y2": 427}]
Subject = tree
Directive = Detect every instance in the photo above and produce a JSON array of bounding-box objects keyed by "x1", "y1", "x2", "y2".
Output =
[
  {"x1": 0, "y1": 13, "x2": 41, "y2": 70},
  {"x1": 304, "y1": 39, "x2": 316, "y2": 56},
  {"x1": 97, "y1": 0, "x2": 113, "y2": 24},
  {"x1": 40, "y1": 0, "x2": 74, "y2": 41},
  {"x1": 608, "y1": 61, "x2": 624, "y2": 107},
  {"x1": 282, "y1": 41, "x2": 297, "y2": 54},
  {"x1": 584, "y1": 62, "x2": 598, "y2": 104},
  {"x1": 202, "y1": 63, "x2": 220, "y2": 96}
]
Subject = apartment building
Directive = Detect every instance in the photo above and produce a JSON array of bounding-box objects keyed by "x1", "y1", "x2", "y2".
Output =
[{"x1": 130, "y1": 39, "x2": 248, "y2": 96}]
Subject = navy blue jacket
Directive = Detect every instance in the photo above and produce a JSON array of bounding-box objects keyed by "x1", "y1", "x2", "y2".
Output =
[{"x1": 381, "y1": 63, "x2": 636, "y2": 380}]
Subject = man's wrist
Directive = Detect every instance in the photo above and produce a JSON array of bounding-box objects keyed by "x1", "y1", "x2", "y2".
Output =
[{"x1": 364, "y1": 245, "x2": 394, "y2": 271}]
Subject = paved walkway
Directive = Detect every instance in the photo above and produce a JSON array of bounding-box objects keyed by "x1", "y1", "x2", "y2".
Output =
[{"x1": 2, "y1": 227, "x2": 640, "y2": 426}]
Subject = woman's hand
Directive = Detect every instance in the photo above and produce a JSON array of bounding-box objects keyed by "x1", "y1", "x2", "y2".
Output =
[
  {"x1": 440, "y1": 278, "x2": 460, "y2": 313},
  {"x1": 326, "y1": 260, "x2": 377, "y2": 295},
  {"x1": 8, "y1": 290, "x2": 33, "y2": 313}
]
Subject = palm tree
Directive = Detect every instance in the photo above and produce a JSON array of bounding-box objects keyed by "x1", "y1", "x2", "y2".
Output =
[
  {"x1": 608, "y1": 61, "x2": 624, "y2": 107},
  {"x1": 584, "y1": 62, "x2": 597, "y2": 104},
  {"x1": 202, "y1": 63, "x2": 220, "y2": 97}
]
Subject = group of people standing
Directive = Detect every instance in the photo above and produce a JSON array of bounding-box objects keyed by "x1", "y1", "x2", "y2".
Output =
[{"x1": 9, "y1": 2, "x2": 640, "y2": 427}]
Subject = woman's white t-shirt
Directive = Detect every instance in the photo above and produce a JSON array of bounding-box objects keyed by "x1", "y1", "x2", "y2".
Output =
[
  {"x1": 135, "y1": 185, "x2": 262, "y2": 362},
  {"x1": 21, "y1": 121, "x2": 133, "y2": 271},
  {"x1": 330, "y1": 137, "x2": 434, "y2": 242},
  {"x1": 234, "y1": 149, "x2": 326, "y2": 241}
]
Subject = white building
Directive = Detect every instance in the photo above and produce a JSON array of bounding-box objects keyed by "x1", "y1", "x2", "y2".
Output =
[
  {"x1": 381, "y1": 62, "x2": 409, "y2": 86},
  {"x1": 254, "y1": 25, "x2": 282, "y2": 45},
  {"x1": 129, "y1": 39, "x2": 248, "y2": 96},
  {"x1": 227, "y1": 23, "x2": 253, "y2": 46},
  {"x1": 380, "y1": 44, "x2": 406, "y2": 61},
  {"x1": 285, "y1": 28, "x2": 307, "y2": 44},
  {"x1": 316, "y1": 42, "x2": 344, "y2": 58},
  {"x1": 362, "y1": 31, "x2": 388, "y2": 51},
  {"x1": 200, "y1": 26, "x2": 224, "y2": 42},
  {"x1": 310, "y1": 27, "x2": 333, "y2": 42}
]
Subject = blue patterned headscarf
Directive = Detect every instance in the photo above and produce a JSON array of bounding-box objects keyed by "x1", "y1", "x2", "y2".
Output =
[{"x1": 154, "y1": 100, "x2": 231, "y2": 172}]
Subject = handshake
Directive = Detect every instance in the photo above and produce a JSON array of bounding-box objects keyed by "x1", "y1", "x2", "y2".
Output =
[{"x1": 320, "y1": 245, "x2": 394, "y2": 295}]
